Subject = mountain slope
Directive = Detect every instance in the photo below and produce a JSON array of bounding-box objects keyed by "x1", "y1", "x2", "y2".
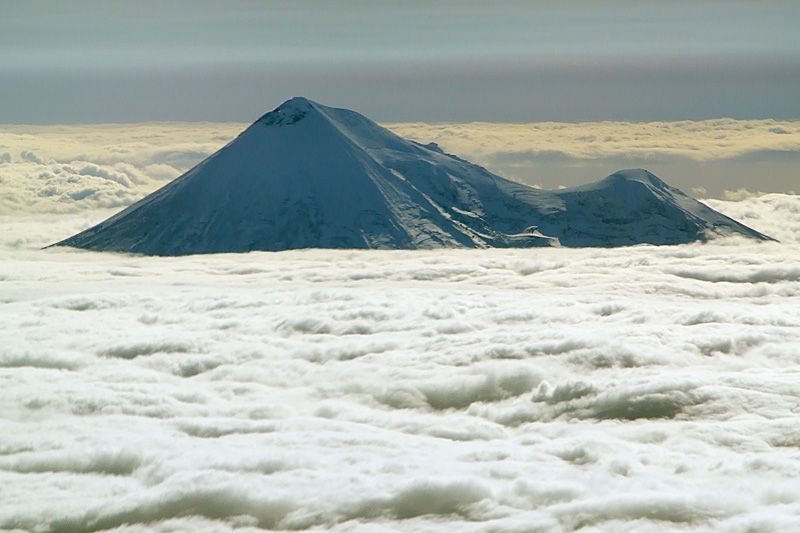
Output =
[
  {"x1": 539, "y1": 169, "x2": 771, "y2": 246},
  {"x1": 54, "y1": 98, "x2": 772, "y2": 255}
]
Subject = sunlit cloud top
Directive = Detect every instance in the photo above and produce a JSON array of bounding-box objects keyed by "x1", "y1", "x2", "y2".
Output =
[
  {"x1": 1, "y1": 118, "x2": 798, "y2": 220},
  {"x1": 389, "y1": 119, "x2": 800, "y2": 162}
]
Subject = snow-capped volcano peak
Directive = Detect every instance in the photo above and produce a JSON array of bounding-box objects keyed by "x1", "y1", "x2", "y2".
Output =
[
  {"x1": 255, "y1": 96, "x2": 319, "y2": 127},
  {"x1": 282, "y1": 95, "x2": 315, "y2": 109},
  {"x1": 53, "y1": 98, "x2": 773, "y2": 255}
]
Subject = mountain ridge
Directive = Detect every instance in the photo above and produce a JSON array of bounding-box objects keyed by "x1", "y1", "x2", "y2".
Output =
[{"x1": 53, "y1": 97, "x2": 773, "y2": 255}]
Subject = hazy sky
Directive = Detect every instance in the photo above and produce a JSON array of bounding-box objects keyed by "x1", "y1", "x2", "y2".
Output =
[{"x1": 3, "y1": 1, "x2": 800, "y2": 123}]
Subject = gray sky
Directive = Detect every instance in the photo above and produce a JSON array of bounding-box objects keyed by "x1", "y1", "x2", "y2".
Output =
[{"x1": 3, "y1": 0, "x2": 800, "y2": 124}]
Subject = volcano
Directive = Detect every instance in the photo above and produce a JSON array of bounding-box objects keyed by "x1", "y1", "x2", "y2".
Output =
[{"x1": 54, "y1": 97, "x2": 772, "y2": 254}]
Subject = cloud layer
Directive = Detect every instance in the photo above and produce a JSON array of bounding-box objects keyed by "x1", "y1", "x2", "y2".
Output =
[
  {"x1": 388, "y1": 119, "x2": 800, "y2": 194},
  {"x1": 2, "y1": 118, "x2": 798, "y2": 218},
  {"x1": 3, "y1": 206, "x2": 800, "y2": 531},
  {"x1": 388, "y1": 118, "x2": 800, "y2": 162},
  {"x1": 0, "y1": 123, "x2": 242, "y2": 215},
  {"x1": 703, "y1": 194, "x2": 800, "y2": 245}
]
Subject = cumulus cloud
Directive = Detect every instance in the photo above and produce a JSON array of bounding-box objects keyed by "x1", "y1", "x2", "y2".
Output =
[
  {"x1": 20, "y1": 150, "x2": 44, "y2": 164},
  {"x1": 704, "y1": 193, "x2": 800, "y2": 244},
  {"x1": 0, "y1": 122, "x2": 242, "y2": 214},
  {"x1": 3, "y1": 232, "x2": 800, "y2": 531}
]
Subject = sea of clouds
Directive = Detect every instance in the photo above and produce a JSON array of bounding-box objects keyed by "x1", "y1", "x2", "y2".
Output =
[
  {"x1": 387, "y1": 119, "x2": 800, "y2": 196},
  {"x1": 3, "y1": 122, "x2": 800, "y2": 532},
  {"x1": 1, "y1": 118, "x2": 799, "y2": 220},
  {"x1": 0, "y1": 123, "x2": 242, "y2": 217}
]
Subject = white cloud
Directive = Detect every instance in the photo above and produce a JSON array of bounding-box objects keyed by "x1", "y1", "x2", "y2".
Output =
[
  {"x1": 703, "y1": 193, "x2": 800, "y2": 244},
  {"x1": 386, "y1": 119, "x2": 800, "y2": 163},
  {"x1": 2, "y1": 119, "x2": 799, "y2": 216},
  {"x1": 2, "y1": 121, "x2": 800, "y2": 531},
  {"x1": 0, "y1": 123, "x2": 243, "y2": 214},
  {"x1": 3, "y1": 234, "x2": 800, "y2": 531}
]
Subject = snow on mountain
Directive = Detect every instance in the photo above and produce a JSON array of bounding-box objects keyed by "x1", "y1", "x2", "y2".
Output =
[
  {"x1": 53, "y1": 98, "x2": 773, "y2": 255},
  {"x1": 541, "y1": 169, "x2": 774, "y2": 246}
]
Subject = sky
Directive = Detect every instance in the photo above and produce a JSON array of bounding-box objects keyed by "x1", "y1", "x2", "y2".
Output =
[{"x1": 3, "y1": 1, "x2": 800, "y2": 124}]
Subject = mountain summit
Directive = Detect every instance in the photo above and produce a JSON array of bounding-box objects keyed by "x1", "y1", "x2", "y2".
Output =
[{"x1": 54, "y1": 98, "x2": 772, "y2": 255}]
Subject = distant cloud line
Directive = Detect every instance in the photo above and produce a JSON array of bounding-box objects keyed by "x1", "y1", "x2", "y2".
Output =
[
  {"x1": 1, "y1": 119, "x2": 798, "y2": 216},
  {"x1": 386, "y1": 118, "x2": 800, "y2": 162}
]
